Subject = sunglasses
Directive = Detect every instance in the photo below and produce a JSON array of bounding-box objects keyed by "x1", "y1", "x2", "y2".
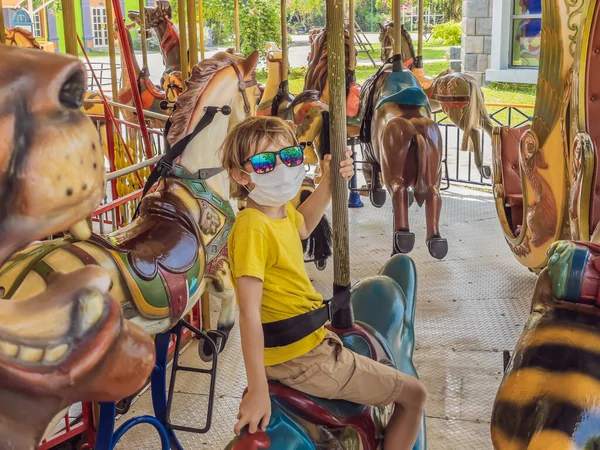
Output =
[{"x1": 242, "y1": 142, "x2": 310, "y2": 174}]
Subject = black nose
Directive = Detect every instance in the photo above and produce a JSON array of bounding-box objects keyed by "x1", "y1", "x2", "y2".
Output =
[{"x1": 59, "y1": 69, "x2": 85, "y2": 109}]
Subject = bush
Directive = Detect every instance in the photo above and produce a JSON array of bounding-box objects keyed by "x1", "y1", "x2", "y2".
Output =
[{"x1": 431, "y1": 21, "x2": 461, "y2": 46}]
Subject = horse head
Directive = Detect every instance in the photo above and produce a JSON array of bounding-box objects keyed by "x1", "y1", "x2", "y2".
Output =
[
  {"x1": 492, "y1": 240, "x2": 600, "y2": 448},
  {"x1": 166, "y1": 50, "x2": 260, "y2": 183},
  {"x1": 378, "y1": 21, "x2": 417, "y2": 70},
  {"x1": 0, "y1": 46, "x2": 155, "y2": 449}
]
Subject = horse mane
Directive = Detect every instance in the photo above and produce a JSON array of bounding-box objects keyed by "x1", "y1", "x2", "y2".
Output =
[
  {"x1": 167, "y1": 52, "x2": 244, "y2": 145},
  {"x1": 304, "y1": 27, "x2": 355, "y2": 95},
  {"x1": 359, "y1": 67, "x2": 389, "y2": 144},
  {"x1": 5, "y1": 27, "x2": 42, "y2": 49}
]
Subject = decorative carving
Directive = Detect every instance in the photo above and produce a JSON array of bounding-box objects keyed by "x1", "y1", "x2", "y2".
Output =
[
  {"x1": 519, "y1": 130, "x2": 558, "y2": 247},
  {"x1": 566, "y1": 0, "x2": 585, "y2": 57}
]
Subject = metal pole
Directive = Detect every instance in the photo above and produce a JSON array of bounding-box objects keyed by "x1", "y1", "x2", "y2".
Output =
[
  {"x1": 392, "y1": 0, "x2": 402, "y2": 57},
  {"x1": 280, "y1": 0, "x2": 287, "y2": 82},
  {"x1": 348, "y1": 0, "x2": 355, "y2": 72},
  {"x1": 106, "y1": 0, "x2": 119, "y2": 106},
  {"x1": 417, "y1": 0, "x2": 424, "y2": 57},
  {"x1": 177, "y1": 0, "x2": 189, "y2": 80},
  {"x1": 138, "y1": 0, "x2": 148, "y2": 69},
  {"x1": 0, "y1": 0, "x2": 5, "y2": 45},
  {"x1": 61, "y1": 0, "x2": 78, "y2": 56},
  {"x1": 111, "y1": 0, "x2": 153, "y2": 159},
  {"x1": 234, "y1": 0, "x2": 240, "y2": 52},
  {"x1": 198, "y1": 0, "x2": 205, "y2": 59},
  {"x1": 325, "y1": 0, "x2": 351, "y2": 293},
  {"x1": 187, "y1": 0, "x2": 198, "y2": 67}
]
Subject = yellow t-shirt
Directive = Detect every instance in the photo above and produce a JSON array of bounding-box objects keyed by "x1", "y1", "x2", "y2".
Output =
[{"x1": 228, "y1": 202, "x2": 326, "y2": 366}]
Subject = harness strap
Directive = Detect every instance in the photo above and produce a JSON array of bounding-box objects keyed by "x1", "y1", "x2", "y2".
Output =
[
  {"x1": 134, "y1": 106, "x2": 224, "y2": 218},
  {"x1": 262, "y1": 288, "x2": 351, "y2": 348},
  {"x1": 231, "y1": 63, "x2": 258, "y2": 114}
]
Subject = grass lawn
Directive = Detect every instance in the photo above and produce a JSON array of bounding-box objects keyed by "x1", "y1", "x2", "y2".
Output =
[{"x1": 368, "y1": 39, "x2": 449, "y2": 61}]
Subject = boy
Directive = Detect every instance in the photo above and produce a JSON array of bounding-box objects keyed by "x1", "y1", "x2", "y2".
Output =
[{"x1": 221, "y1": 116, "x2": 426, "y2": 450}]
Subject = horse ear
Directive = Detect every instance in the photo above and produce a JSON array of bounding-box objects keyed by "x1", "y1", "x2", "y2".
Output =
[
  {"x1": 243, "y1": 50, "x2": 260, "y2": 74},
  {"x1": 378, "y1": 22, "x2": 385, "y2": 31}
]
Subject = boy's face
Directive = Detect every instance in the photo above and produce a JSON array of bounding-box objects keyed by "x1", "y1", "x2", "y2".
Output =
[{"x1": 233, "y1": 136, "x2": 295, "y2": 191}]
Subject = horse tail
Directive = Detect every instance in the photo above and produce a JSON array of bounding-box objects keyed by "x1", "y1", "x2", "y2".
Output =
[
  {"x1": 460, "y1": 77, "x2": 482, "y2": 152},
  {"x1": 414, "y1": 133, "x2": 428, "y2": 206}
]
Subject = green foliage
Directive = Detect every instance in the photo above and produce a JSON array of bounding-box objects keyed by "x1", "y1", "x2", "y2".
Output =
[
  {"x1": 431, "y1": 21, "x2": 461, "y2": 46},
  {"x1": 239, "y1": 0, "x2": 281, "y2": 56}
]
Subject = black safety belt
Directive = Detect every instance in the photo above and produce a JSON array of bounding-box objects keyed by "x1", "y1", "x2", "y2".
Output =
[
  {"x1": 134, "y1": 105, "x2": 230, "y2": 218},
  {"x1": 262, "y1": 288, "x2": 351, "y2": 348}
]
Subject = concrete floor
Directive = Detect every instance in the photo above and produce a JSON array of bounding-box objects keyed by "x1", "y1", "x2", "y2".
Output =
[{"x1": 110, "y1": 183, "x2": 537, "y2": 449}]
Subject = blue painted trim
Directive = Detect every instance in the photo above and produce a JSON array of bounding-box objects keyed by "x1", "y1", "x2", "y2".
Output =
[
  {"x1": 46, "y1": 7, "x2": 59, "y2": 47},
  {"x1": 566, "y1": 247, "x2": 589, "y2": 301},
  {"x1": 81, "y1": 0, "x2": 94, "y2": 47}
]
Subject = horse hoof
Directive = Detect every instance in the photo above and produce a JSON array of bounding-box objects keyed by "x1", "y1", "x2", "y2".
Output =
[
  {"x1": 315, "y1": 259, "x2": 327, "y2": 271},
  {"x1": 394, "y1": 231, "x2": 415, "y2": 254},
  {"x1": 427, "y1": 237, "x2": 448, "y2": 259},
  {"x1": 197, "y1": 330, "x2": 225, "y2": 362},
  {"x1": 370, "y1": 188, "x2": 386, "y2": 208},
  {"x1": 480, "y1": 165, "x2": 492, "y2": 179}
]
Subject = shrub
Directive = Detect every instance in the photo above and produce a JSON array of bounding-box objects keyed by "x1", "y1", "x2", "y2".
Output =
[{"x1": 431, "y1": 21, "x2": 461, "y2": 46}]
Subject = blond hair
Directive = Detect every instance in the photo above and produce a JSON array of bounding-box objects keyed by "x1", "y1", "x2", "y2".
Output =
[{"x1": 220, "y1": 116, "x2": 298, "y2": 200}]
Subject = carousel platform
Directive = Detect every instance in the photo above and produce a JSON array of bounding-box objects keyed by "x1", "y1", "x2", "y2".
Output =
[{"x1": 112, "y1": 184, "x2": 536, "y2": 450}]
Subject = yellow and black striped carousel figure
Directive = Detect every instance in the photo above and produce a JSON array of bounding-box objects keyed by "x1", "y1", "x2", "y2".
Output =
[{"x1": 492, "y1": 240, "x2": 600, "y2": 449}]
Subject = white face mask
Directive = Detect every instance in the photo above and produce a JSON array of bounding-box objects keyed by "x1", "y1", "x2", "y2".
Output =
[{"x1": 245, "y1": 163, "x2": 305, "y2": 207}]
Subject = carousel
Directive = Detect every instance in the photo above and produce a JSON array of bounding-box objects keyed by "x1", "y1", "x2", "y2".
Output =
[{"x1": 1, "y1": 0, "x2": 600, "y2": 446}]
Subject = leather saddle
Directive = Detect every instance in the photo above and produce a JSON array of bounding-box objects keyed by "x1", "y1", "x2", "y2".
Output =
[
  {"x1": 93, "y1": 192, "x2": 200, "y2": 282},
  {"x1": 139, "y1": 76, "x2": 167, "y2": 109},
  {"x1": 346, "y1": 82, "x2": 361, "y2": 118},
  {"x1": 376, "y1": 69, "x2": 430, "y2": 110}
]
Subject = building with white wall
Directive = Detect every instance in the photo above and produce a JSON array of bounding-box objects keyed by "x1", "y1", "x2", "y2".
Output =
[{"x1": 462, "y1": 0, "x2": 541, "y2": 84}]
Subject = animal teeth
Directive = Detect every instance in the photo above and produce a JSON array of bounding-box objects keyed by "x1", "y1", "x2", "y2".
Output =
[
  {"x1": 44, "y1": 344, "x2": 69, "y2": 363},
  {"x1": 19, "y1": 346, "x2": 44, "y2": 362},
  {"x1": 78, "y1": 289, "x2": 104, "y2": 333},
  {"x1": 69, "y1": 219, "x2": 91, "y2": 241},
  {"x1": 0, "y1": 341, "x2": 18, "y2": 357}
]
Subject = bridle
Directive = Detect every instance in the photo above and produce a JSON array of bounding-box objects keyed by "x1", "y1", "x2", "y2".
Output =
[
  {"x1": 159, "y1": 16, "x2": 180, "y2": 55},
  {"x1": 231, "y1": 63, "x2": 258, "y2": 115}
]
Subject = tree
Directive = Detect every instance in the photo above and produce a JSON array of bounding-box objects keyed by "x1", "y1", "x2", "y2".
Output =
[{"x1": 287, "y1": 0, "x2": 323, "y2": 31}]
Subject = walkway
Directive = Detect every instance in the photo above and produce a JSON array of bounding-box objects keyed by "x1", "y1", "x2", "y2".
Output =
[{"x1": 113, "y1": 184, "x2": 536, "y2": 449}]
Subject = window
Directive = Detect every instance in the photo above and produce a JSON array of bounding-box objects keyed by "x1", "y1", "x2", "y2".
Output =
[
  {"x1": 510, "y1": 0, "x2": 542, "y2": 67},
  {"x1": 32, "y1": 12, "x2": 42, "y2": 38},
  {"x1": 91, "y1": 7, "x2": 108, "y2": 47}
]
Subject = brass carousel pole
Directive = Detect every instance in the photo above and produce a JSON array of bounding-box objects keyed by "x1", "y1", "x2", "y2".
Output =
[
  {"x1": 106, "y1": 0, "x2": 119, "y2": 106},
  {"x1": 326, "y1": 0, "x2": 352, "y2": 299},
  {"x1": 187, "y1": 0, "x2": 198, "y2": 67},
  {"x1": 61, "y1": 0, "x2": 78, "y2": 56},
  {"x1": 280, "y1": 0, "x2": 288, "y2": 84},
  {"x1": 177, "y1": 0, "x2": 189, "y2": 80},
  {"x1": 234, "y1": 0, "x2": 240, "y2": 52},
  {"x1": 348, "y1": 0, "x2": 355, "y2": 74},
  {"x1": 416, "y1": 0, "x2": 424, "y2": 68},
  {"x1": 0, "y1": 0, "x2": 5, "y2": 45},
  {"x1": 138, "y1": 0, "x2": 148, "y2": 69},
  {"x1": 198, "y1": 0, "x2": 205, "y2": 59}
]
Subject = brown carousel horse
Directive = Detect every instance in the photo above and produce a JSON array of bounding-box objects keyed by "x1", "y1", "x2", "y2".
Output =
[
  {"x1": 115, "y1": 22, "x2": 171, "y2": 126},
  {"x1": 128, "y1": 0, "x2": 184, "y2": 109},
  {"x1": 359, "y1": 56, "x2": 447, "y2": 259},
  {"x1": 0, "y1": 50, "x2": 261, "y2": 362},
  {"x1": 0, "y1": 45, "x2": 155, "y2": 449},
  {"x1": 379, "y1": 20, "x2": 493, "y2": 179},
  {"x1": 3, "y1": 26, "x2": 41, "y2": 48},
  {"x1": 304, "y1": 26, "x2": 362, "y2": 138}
]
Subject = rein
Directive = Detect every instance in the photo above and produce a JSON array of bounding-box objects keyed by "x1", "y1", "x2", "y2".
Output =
[
  {"x1": 231, "y1": 64, "x2": 258, "y2": 114},
  {"x1": 134, "y1": 105, "x2": 230, "y2": 218}
]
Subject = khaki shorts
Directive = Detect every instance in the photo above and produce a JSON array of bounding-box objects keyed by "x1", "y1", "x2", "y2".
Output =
[{"x1": 265, "y1": 330, "x2": 404, "y2": 407}]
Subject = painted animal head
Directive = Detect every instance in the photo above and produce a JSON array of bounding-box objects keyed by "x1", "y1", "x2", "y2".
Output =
[
  {"x1": 378, "y1": 20, "x2": 417, "y2": 68},
  {"x1": 0, "y1": 46, "x2": 105, "y2": 264},
  {"x1": 167, "y1": 50, "x2": 260, "y2": 178},
  {"x1": 492, "y1": 240, "x2": 600, "y2": 449},
  {"x1": 4, "y1": 27, "x2": 42, "y2": 49},
  {"x1": 161, "y1": 70, "x2": 184, "y2": 105},
  {"x1": 0, "y1": 46, "x2": 155, "y2": 449},
  {"x1": 304, "y1": 26, "x2": 355, "y2": 99},
  {"x1": 128, "y1": 0, "x2": 172, "y2": 37}
]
